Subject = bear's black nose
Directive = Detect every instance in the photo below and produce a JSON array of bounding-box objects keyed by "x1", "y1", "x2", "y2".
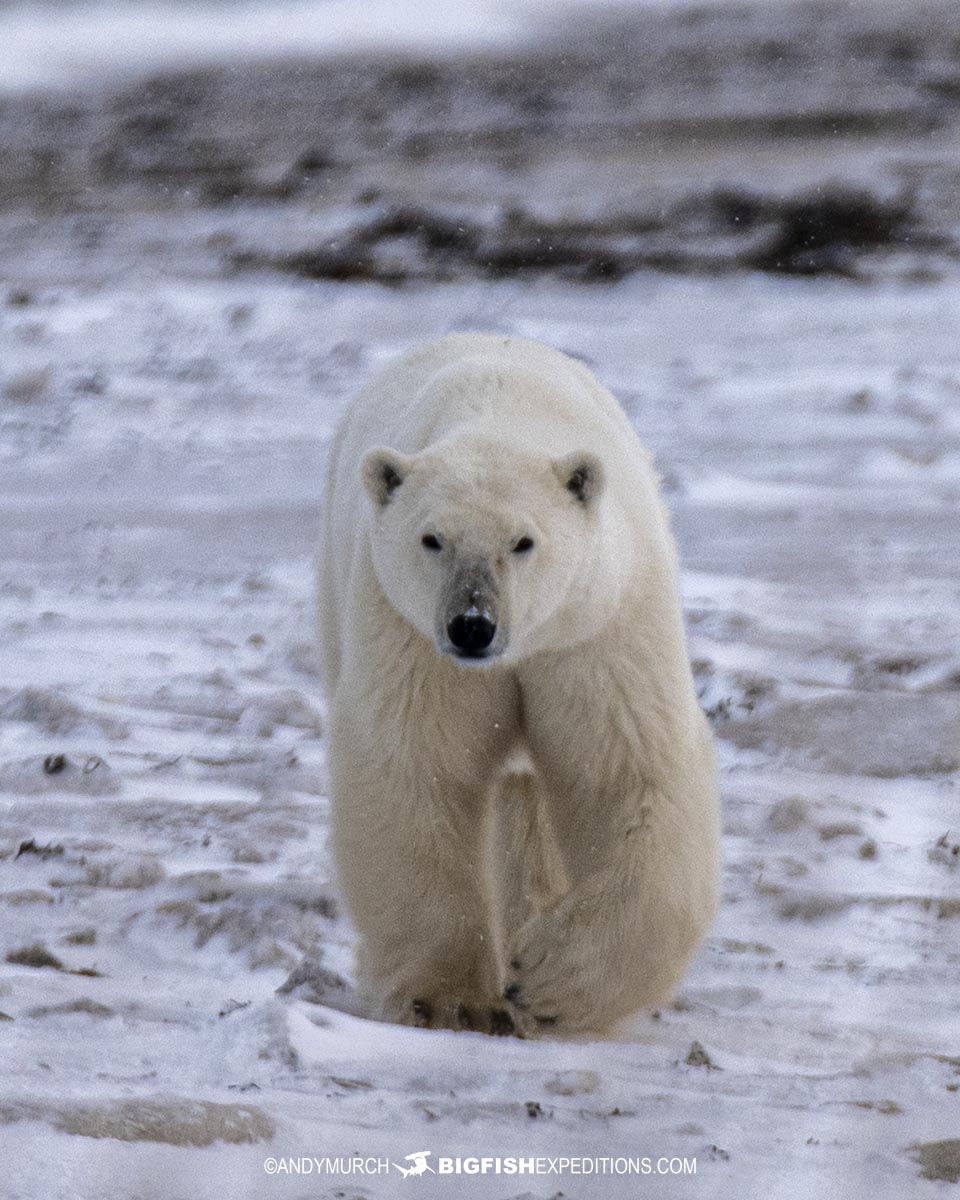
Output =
[{"x1": 447, "y1": 613, "x2": 497, "y2": 656}]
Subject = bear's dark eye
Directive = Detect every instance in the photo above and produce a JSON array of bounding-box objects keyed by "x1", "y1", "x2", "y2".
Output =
[
  {"x1": 421, "y1": 533, "x2": 443, "y2": 552},
  {"x1": 513, "y1": 536, "x2": 535, "y2": 554}
]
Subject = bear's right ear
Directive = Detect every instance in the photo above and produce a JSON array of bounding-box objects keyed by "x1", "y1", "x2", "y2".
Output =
[{"x1": 362, "y1": 448, "x2": 413, "y2": 507}]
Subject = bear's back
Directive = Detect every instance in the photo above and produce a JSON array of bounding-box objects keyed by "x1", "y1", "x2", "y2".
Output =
[{"x1": 334, "y1": 333, "x2": 637, "y2": 477}]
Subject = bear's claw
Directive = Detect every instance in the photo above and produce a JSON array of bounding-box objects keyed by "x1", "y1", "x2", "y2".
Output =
[
  {"x1": 406, "y1": 996, "x2": 520, "y2": 1036},
  {"x1": 503, "y1": 980, "x2": 558, "y2": 1027},
  {"x1": 411, "y1": 998, "x2": 433, "y2": 1027},
  {"x1": 488, "y1": 1008, "x2": 517, "y2": 1036}
]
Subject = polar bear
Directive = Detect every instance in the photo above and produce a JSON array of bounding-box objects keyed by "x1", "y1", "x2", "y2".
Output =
[{"x1": 318, "y1": 333, "x2": 718, "y2": 1036}]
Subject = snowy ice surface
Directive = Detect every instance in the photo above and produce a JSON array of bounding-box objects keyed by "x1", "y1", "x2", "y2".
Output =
[{"x1": 1, "y1": 256, "x2": 958, "y2": 1199}]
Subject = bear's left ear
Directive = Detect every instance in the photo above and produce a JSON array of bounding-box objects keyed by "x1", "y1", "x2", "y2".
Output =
[
  {"x1": 553, "y1": 450, "x2": 604, "y2": 506},
  {"x1": 362, "y1": 447, "x2": 415, "y2": 507}
]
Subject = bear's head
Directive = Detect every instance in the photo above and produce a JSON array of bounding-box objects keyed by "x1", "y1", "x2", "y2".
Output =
[{"x1": 361, "y1": 434, "x2": 618, "y2": 665}]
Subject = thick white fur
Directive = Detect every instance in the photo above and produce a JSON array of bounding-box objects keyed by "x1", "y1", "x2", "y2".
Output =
[{"x1": 318, "y1": 333, "x2": 719, "y2": 1035}]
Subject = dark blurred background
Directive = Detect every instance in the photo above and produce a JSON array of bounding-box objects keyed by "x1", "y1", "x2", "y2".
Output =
[{"x1": 3, "y1": 0, "x2": 960, "y2": 287}]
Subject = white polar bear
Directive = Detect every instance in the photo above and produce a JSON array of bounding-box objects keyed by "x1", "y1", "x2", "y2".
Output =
[{"x1": 318, "y1": 333, "x2": 719, "y2": 1036}]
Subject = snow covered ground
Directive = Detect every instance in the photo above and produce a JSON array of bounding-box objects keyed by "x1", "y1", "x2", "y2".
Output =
[{"x1": 2, "y1": 1, "x2": 960, "y2": 1197}]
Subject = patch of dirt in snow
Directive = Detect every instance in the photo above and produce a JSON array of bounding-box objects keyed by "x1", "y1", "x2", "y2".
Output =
[{"x1": 0, "y1": 1097, "x2": 275, "y2": 1147}]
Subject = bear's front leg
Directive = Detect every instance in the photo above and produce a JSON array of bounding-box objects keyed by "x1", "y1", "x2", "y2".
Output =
[
  {"x1": 504, "y1": 624, "x2": 720, "y2": 1034},
  {"x1": 328, "y1": 695, "x2": 517, "y2": 1036},
  {"x1": 503, "y1": 800, "x2": 716, "y2": 1034}
]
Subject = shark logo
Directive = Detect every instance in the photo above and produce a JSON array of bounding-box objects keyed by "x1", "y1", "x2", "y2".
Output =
[{"x1": 393, "y1": 1151, "x2": 434, "y2": 1178}]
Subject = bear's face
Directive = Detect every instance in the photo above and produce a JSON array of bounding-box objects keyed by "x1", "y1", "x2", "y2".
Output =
[{"x1": 361, "y1": 437, "x2": 605, "y2": 665}]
